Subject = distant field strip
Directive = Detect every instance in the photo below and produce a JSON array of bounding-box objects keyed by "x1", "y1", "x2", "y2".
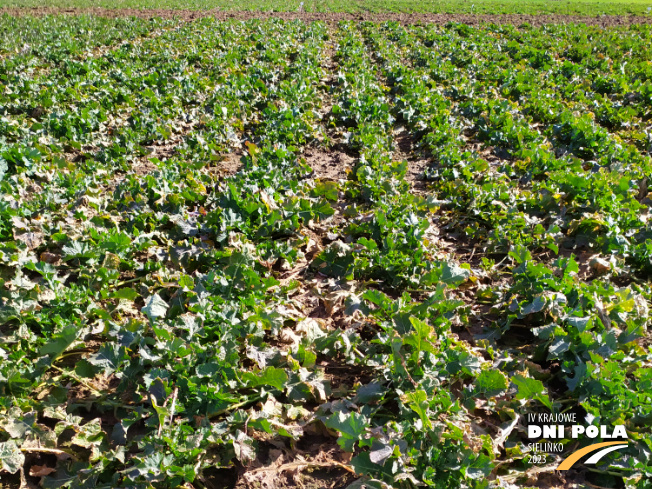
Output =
[{"x1": 1, "y1": 0, "x2": 652, "y2": 15}]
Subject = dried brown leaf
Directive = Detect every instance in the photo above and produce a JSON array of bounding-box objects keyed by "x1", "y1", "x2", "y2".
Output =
[{"x1": 29, "y1": 464, "x2": 56, "y2": 477}]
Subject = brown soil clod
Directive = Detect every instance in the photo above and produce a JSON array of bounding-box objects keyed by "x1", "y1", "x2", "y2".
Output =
[
  {"x1": 215, "y1": 152, "x2": 244, "y2": 176},
  {"x1": 304, "y1": 148, "x2": 353, "y2": 182}
]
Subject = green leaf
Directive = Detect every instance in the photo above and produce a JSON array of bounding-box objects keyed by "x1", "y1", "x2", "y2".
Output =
[
  {"x1": 404, "y1": 390, "x2": 432, "y2": 429},
  {"x1": 354, "y1": 382, "x2": 386, "y2": 404},
  {"x1": 242, "y1": 366, "x2": 288, "y2": 391},
  {"x1": 312, "y1": 244, "x2": 355, "y2": 280},
  {"x1": 324, "y1": 411, "x2": 368, "y2": 452},
  {"x1": 178, "y1": 274, "x2": 194, "y2": 289},
  {"x1": 351, "y1": 451, "x2": 394, "y2": 478},
  {"x1": 363, "y1": 289, "x2": 392, "y2": 308},
  {"x1": 509, "y1": 245, "x2": 532, "y2": 264},
  {"x1": 566, "y1": 316, "x2": 591, "y2": 333},
  {"x1": 75, "y1": 359, "x2": 97, "y2": 379},
  {"x1": 258, "y1": 367, "x2": 288, "y2": 391},
  {"x1": 566, "y1": 363, "x2": 588, "y2": 392},
  {"x1": 40, "y1": 326, "x2": 78, "y2": 358},
  {"x1": 313, "y1": 181, "x2": 339, "y2": 201},
  {"x1": 358, "y1": 237, "x2": 378, "y2": 251},
  {"x1": 474, "y1": 370, "x2": 508, "y2": 397},
  {"x1": 512, "y1": 374, "x2": 552, "y2": 410},
  {"x1": 112, "y1": 288, "x2": 139, "y2": 300},
  {"x1": 0, "y1": 440, "x2": 24, "y2": 474},
  {"x1": 403, "y1": 317, "x2": 435, "y2": 356},
  {"x1": 464, "y1": 453, "x2": 493, "y2": 479},
  {"x1": 196, "y1": 363, "x2": 220, "y2": 378},
  {"x1": 88, "y1": 344, "x2": 124, "y2": 375},
  {"x1": 62, "y1": 241, "x2": 96, "y2": 260}
]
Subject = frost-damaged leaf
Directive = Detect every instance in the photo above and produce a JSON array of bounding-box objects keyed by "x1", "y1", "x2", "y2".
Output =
[
  {"x1": 547, "y1": 337, "x2": 570, "y2": 359},
  {"x1": 296, "y1": 318, "x2": 327, "y2": 342},
  {"x1": 196, "y1": 363, "x2": 220, "y2": 378},
  {"x1": 440, "y1": 262, "x2": 471, "y2": 285},
  {"x1": 324, "y1": 411, "x2": 369, "y2": 452},
  {"x1": 102, "y1": 252, "x2": 121, "y2": 270},
  {"x1": 369, "y1": 442, "x2": 393, "y2": 465},
  {"x1": 169, "y1": 214, "x2": 199, "y2": 236},
  {"x1": 88, "y1": 344, "x2": 125, "y2": 375},
  {"x1": 494, "y1": 415, "x2": 519, "y2": 453},
  {"x1": 521, "y1": 295, "x2": 546, "y2": 315},
  {"x1": 512, "y1": 374, "x2": 552, "y2": 410},
  {"x1": 2, "y1": 412, "x2": 36, "y2": 438},
  {"x1": 15, "y1": 232, "x2": 44, "y2": 250},
  {"x1": 0, "y1": 157, "x2": 7, "y2": 181},
  {"x1": 142, "y1": 293, "x2": 168, "y2": 320},
  {"x1": 71, "y1": 418, "x2": 104, "y2": 449},
  {"x1": 0, "y1": 440, "x2": 24, "y2": 474},
  {"x1": 40, "y1": 469, "x2": 78, "y2": 489},
  {"x1": 232, "y1": 430, "x2": 256, "y2": 464}
]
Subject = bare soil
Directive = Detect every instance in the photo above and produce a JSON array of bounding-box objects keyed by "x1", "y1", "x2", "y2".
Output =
[
  {"x1": 393, "y1": 127, "x2": 431, "y2": 191},
  {"x1": 304, "y1": 148, "x2": 353, "y2": 181},
  {"x1": 216, "y1": 152, "x2": 244, "y2": 176},
  {"x1": 1, "y1": 7, "x2": 651, "y2": 26}
]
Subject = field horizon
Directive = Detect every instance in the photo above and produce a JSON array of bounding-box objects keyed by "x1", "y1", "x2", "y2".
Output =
[{"x1": 0, "y1": 0, "x2": 652, "y2": 16}]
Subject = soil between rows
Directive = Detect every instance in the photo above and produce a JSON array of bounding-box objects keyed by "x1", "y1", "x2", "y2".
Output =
[{"x1": 2, "y1": 7, "x2": 652, "y2": 26}]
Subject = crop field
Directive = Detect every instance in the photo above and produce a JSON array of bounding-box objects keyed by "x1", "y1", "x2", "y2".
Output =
[{"x1": 0, "y1": 12, "x2": 652, "y2": 489}]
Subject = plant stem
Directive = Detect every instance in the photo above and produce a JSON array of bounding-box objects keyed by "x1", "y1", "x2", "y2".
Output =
[
  {"x1": 50, "y1": 365, "x2": 139, "y2": 411},
  {"x1": 20, "y1": 447, "x2": 78, "y2": 461},
  {"x1": 208, "y1": 394, "x2": 265, "y2": 419},
  {"x1": 109, "y1": 276, "x2": 148, "y2": 289},
  {"x1": 51, "y1": 364, "x2": 102, "y2": 395}
]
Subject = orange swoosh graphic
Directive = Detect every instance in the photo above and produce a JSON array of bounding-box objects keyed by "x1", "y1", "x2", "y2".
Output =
[{"x1": 557, "y1": 441, "x2": 626, "y2": 470}]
